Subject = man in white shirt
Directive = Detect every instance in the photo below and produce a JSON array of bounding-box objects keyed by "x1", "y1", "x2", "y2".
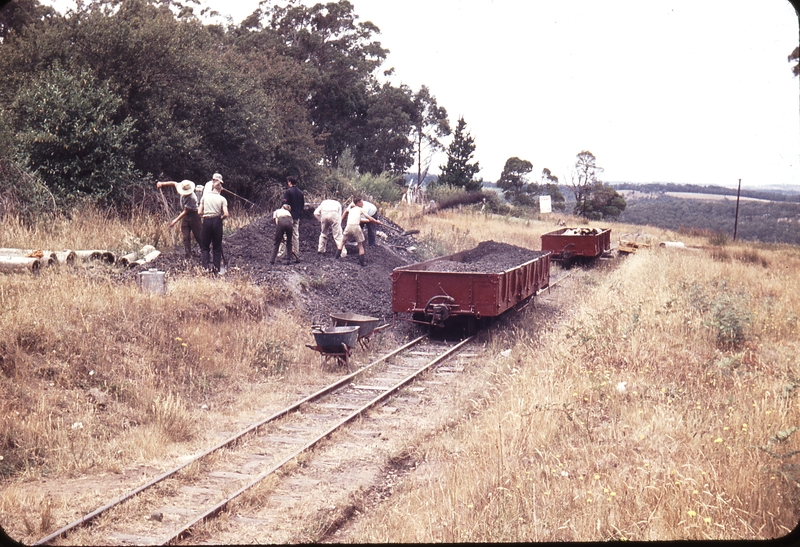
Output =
[
  {"x1": 198, "y1": 180, "x2": 229, "y2": 273},
  {"x1": 335, "y1": 197, "x2": 381, "y2": 267},
  {"x1": 313, "y1": 199, "x2": 344, "y2": 255}
]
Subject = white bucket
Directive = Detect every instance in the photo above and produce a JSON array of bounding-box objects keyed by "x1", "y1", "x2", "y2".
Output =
[{"x1": 138, "y1": 268, "x2": 166, "y2": 295}]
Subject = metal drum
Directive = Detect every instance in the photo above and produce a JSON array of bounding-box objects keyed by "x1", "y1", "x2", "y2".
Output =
[{"x1": 138, "y1": 268, "x2": 166, "y2": 295}]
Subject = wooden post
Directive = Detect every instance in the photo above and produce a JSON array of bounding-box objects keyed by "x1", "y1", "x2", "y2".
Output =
[{"x1": 733, "y1": 178, "x2": 741, "y2": 241}]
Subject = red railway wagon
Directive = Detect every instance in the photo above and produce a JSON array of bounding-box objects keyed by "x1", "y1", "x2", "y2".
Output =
[
  {"x1": 391, "y1": 243, "x2": 551, "y2": 330},
  {"x1": 540, "y1": 227, "x2": 611, "y2": 265}
]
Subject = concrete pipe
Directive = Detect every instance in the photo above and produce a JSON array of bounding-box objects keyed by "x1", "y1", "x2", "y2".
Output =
[
  {"x1": 0, "y1": 256, "x2": 41, "y2": 275},
  {"x1": 118, "y1": 253, "x2": 138, "y2": 267},
  {"x1": 54, "y1": 250, "x2": 76, "y2": 266},
  {"x1": 74, "y1": 250, "x2": 103, "y2": 262},
  {"x1": 0, "y1": 248, "x2": 56, "y2": 261}
]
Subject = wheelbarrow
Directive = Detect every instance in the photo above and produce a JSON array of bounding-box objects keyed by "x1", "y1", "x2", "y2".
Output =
[
  {"x1": 329, "y1": 312, "x2": 390, "y2": 350},
  {"x1": 305, "y1": 325, "x2": 359, "y2": 370}
]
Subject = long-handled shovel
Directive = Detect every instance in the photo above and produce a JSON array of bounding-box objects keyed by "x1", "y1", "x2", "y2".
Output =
[{"x1": 219, "y1": 247, "x2": 228, "y2": 275}]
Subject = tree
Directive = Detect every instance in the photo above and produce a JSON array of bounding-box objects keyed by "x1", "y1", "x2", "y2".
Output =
[
  {"x1": 582, "y1": 182, "x2": 626, "y2": 219},
  {"x1": 539, "y1": 168, "x2": 566, "y2": 211},
  {"x1": 355, "y1": 82, "x2": 416, "y2": 175},
  {"x1": 11, "y1": 63, "x2": 139, "y2": 207},
  {"x1": 258, "y1": 0, "x2": 388, "y2": 167},
  {"x1": 0, "y1": 0, "x2": 57, "y2": 42},
  {"x1": 569, "y1": 150, "x2": 603, "y2": 217},
  {"x1": 436, "y1": 116, "x2": 481, "y2": 191},
  {"x1": 497, "y1": 156, "x2": 533, "y2": 202},
  {"x1": 410, "y1": 86, "x2": 450, "y2": 189}
]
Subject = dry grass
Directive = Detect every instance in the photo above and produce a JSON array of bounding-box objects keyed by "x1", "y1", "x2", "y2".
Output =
[
  {"x1": 0, "y1": 206, "x2": 323, "y2": 543},
  {"x1": 343, "y1": 212, "x2": 800, "y2": 542},
  {"x1": 2, "y1": 202, "x2": 798, "y2": 543}
]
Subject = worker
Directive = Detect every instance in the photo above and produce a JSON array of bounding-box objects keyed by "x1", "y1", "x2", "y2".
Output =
[
  {"x1": 198, "y1": 179, "x2": 229, "y2": 273},
  {"x1": 354, "y1": 199, "x2": 379, "y2": 247},
  {"x1": 313, "y1": 199, "x2": 344, "y2": 255},
  {"x1": 279, "y1": 175, "x2": 304, "y2": 262},
  {"x1": 270, "y1": 204, "x2": 295, "y2": 265},
  {"x1": 155, "y1": 179, "x2": 202, "y2": 259},
  {"x1": 335, "y1": 197, "x2": 381, "y2": 267}
]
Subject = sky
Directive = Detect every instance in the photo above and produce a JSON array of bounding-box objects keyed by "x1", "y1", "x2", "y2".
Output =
[{"x1": 44, "y1": 0, "x2": 800, "y2": 189}]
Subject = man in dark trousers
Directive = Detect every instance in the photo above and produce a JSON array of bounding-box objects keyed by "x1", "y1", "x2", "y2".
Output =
[
  {"x1": 279, "y1": 175, "x2": 304, "y2": 262},
  {"x1": 156, "y1": 179, "x2": 202, "y2": 259}
]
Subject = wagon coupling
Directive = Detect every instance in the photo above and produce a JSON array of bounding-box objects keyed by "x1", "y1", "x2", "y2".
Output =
[{"x1": 424, "y1": 295, "x2": 455, "y2": 327}]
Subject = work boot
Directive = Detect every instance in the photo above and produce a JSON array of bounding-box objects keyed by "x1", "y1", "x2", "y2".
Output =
[
  {"x1": 359, "y1": 254, "x2": 366, "y2": 267},
  {"x1": 334, "y1": 249, "x2": 341, "y2": 259}
]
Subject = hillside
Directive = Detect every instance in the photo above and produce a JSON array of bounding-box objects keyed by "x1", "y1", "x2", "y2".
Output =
[{"x1": 618, "y1": 192, "x2": 800, "y2": 245}]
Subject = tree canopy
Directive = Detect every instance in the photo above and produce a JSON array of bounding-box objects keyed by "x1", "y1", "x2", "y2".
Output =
[{"x1": 0, "y1": 0, "x2": 451, "y2": 211}]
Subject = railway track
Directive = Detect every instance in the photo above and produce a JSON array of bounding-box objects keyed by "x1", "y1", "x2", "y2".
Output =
[{"x1": 36, "y1": 334, "x2": 474, "y2": 546}]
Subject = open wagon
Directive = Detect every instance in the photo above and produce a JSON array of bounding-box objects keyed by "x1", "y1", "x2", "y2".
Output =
[
  {"x1": 540, "y1": 227, "x2": 611, "y2": 267},
  {"x1": 391, "y1": 241, "x2": 550, "y2": 333},
  {"x1": 329, "y1": 312, "x2": 390, "y2": 350},
  {"x1": 305, "y1": 325, "x2": 360, "y2": 369}
]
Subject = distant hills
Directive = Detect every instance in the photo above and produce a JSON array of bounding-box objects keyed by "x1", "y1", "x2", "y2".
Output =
[{"x1": 612, "y1": 183, "x2": 800, "y2": 245}]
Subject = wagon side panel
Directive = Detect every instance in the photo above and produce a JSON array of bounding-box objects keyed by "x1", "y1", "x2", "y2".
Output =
[{"x1": 391, "y1": 270, "x2": 501, "y2": 317}]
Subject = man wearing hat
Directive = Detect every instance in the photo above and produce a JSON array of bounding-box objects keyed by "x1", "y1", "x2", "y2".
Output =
[{"x1": 156, "y1": 179, "x2": 202, "y2": 259}]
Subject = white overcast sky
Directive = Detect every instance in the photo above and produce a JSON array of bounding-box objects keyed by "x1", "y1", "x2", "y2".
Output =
[{"x1": 43, "y1": 0, "x2": 800, "y2": 189}]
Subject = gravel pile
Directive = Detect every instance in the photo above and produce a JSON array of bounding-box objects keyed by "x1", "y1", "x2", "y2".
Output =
[
  {"x1": 133, "y1": 206, "x2": 420, "y2": 325},
  {"x1": 420, "y1": 241, "x2": 548, "y2": 273}
]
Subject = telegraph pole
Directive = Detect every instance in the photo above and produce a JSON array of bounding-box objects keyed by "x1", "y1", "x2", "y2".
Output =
[{"x1": 733, "y1": 178, "x2": 742, "y2": 241}]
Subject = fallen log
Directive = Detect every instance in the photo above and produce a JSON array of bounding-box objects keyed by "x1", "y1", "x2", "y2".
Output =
[{"x1": 0, "y1": 256, "x2": 41, "y2": 275}]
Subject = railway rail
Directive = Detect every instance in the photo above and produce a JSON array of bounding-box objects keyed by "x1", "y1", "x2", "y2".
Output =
[{"x1": 36, "y1": 334, "x2": 474, "y2": 546}]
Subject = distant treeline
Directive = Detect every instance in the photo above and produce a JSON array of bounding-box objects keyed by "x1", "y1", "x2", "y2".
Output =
[
  {"x1": 614, "y1": 182, "x2": 800, "y2": 203},
  {"x1": 619, "y1": 194, "x2": 800, "y2": 245}
]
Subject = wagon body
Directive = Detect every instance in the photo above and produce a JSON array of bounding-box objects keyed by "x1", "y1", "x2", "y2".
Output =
[
  {"x1": 541, "y1": 227, "x2": 611, "y2": 260},
  {"x1": 391, "y1": 247, "x2": 550, "y2": 325}
]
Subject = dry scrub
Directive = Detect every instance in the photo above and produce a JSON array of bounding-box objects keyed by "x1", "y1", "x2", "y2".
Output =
[
  {"x1": 0, "y1": 207, "x2": 326, "y2": 544},
  {"x1": 342, "y1": 238, "x2": 800, "y2": 541}
]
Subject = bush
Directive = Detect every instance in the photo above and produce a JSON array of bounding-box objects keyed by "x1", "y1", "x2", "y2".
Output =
[
  {"x1": 11, "y1": 64, "x2": 141, "y2": 209},
  {"x1": 351, "y1": 172, "x2": 405, "y2": 204}
]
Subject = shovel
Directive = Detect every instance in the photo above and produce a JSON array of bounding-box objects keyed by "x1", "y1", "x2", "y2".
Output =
[{"x1": 220, "y1": 248, "x2": 228, "y2": 275}]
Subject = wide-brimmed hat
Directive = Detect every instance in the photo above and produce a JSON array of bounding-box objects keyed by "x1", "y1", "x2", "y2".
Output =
[
  {"x1": 212, "y1": 173, "x2": 223, "y2": 183},
  {"x1": 176, "y1": 180, "x2": 196, "y2": 196}
]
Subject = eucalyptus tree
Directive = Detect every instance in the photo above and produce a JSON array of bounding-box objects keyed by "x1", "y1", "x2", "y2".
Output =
[
  {"x1": 497, "y1": 156, "x2": 533, "y2": 202},
  {"x1": 356, "y1": 82, "x2": 416, "y2": 175},
  {"x1": 437, "y1": 116, "x2": 481, "y2": 191},
  {"x1": 409, "y1": 85, "x2": 450, "y2": 188},
  {"x1": 256, "y1": 0, "x2": 389, "y2": 169},
  {"x1": 569, "y1": 150, "x2": 603, "y2": 217},
  {"x1": 539, "y1": 167, "x2": 566, "y2": 210}
]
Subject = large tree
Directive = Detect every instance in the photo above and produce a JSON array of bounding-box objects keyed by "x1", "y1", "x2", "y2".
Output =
[
  {"x1": 410, "y1": 85, "x2": 450, "y2": 189},
  {"x1": 355, "y1": 82, "x2": 416, "y2": 175},
  {"x1": 569, "y1": 150, "x2": 603, "y2": 217},
  {"x1": 256, "y1": 0, "x2": 388, "y2": 168},
  {"x1": 497, "y1": 156, "x2": 533, "y2": 202},
  {"x1": 436, "y1": 116, "x2": 481, "y2": 191}
]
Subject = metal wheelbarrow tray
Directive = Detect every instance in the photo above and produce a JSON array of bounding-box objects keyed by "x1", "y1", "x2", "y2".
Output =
[
  {"x1": 306, "y1": 325, "x2": 359, "y2": 370},
  {"x1": 329, "y1": 312, "x2": 390, "y2": 349}
]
